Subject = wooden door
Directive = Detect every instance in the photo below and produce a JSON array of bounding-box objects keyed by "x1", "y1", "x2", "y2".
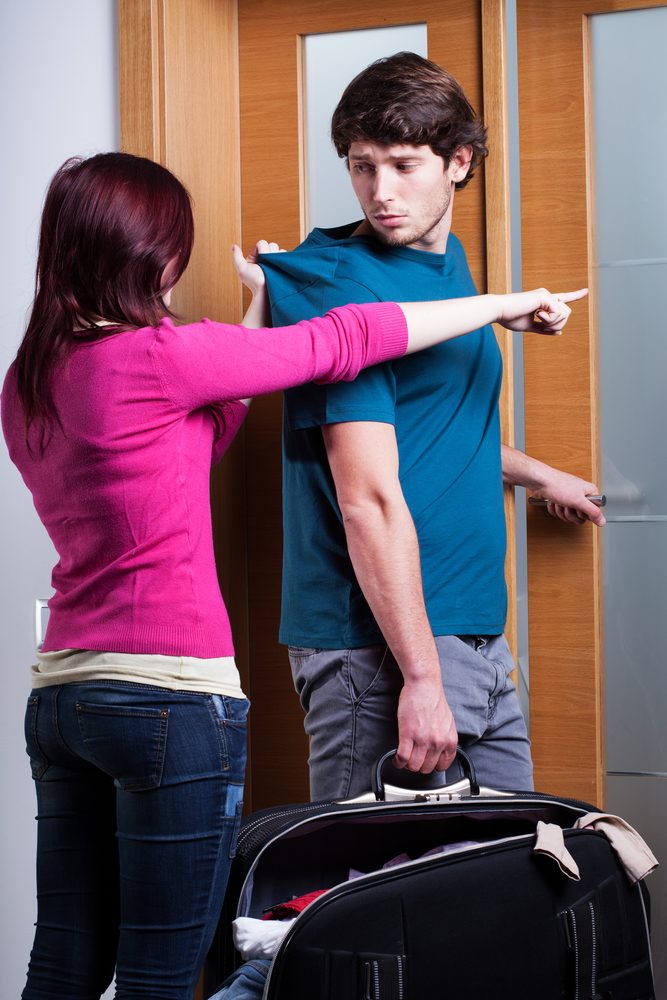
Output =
[
  {"x1": 238, "y1": 0, "x2": 517, "y2": 808},
  {"x1": 517, "y1": 0, "x2": 667, "y2": 804}
]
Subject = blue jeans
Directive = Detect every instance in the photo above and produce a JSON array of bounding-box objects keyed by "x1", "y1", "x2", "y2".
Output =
[
  {"x1": 22, "y1": 682, "x2": 249, "y2": 1000},
  {"x1": 208, "y1": 959, "x2": 271, "y2": 1000},
  {"x1": 289, "y1": 634, "x2": 533, "y2": 800}
]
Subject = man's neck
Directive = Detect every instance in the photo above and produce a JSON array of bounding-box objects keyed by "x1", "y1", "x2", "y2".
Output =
[{"x1": 351, "y1": 218, "x2": 452, "y2": 254}]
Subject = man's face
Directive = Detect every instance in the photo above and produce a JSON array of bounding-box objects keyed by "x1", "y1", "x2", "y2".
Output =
[{"x1": 348, "y1": 142, "x2": 468, "y2": 253}]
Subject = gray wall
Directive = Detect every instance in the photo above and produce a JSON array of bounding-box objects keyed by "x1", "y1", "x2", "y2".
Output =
[{"x1": 0, "y1": 3, "x2": 119, "y2": 995}]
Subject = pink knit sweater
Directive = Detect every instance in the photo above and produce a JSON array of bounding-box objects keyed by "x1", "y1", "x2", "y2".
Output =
[{"x1": 2, "y1": 303, "x2": 407, "y2": 657}]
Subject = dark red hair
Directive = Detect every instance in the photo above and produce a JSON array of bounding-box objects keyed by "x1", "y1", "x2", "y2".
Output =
[{"x1": 15, "y1": 152, "x2": 194, "y2": 447}]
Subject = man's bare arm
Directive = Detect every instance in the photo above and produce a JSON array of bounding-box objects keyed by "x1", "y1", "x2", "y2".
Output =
[
  {"x1": 323, "y1": 420, "x2": 458, "y2": 774},
  {"x1": 501, "y1": 444, "x2": 606, "y2": 526}
]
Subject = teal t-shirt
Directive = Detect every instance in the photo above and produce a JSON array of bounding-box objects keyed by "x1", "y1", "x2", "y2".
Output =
[{"x1": 260, "y1": 223, "x2": 507, "y2": 648}]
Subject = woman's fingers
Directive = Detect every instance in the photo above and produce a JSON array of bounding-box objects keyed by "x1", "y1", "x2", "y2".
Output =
[
  {"x1": 554, "y1": 288, "x2": 588, "y2": 304},
  {"x1": 254, "y1": 239, "x2": 286, "y2": 255},
  {"x1": 535, "y1": 303, "x2": 570, "y2": 331},
  {"x1": 231, "y1": 243, "x2": 247, "y2": 272}
]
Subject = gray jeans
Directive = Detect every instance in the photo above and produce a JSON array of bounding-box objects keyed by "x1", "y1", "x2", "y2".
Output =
[{"x1": 289, "y1": 634, "x2": 533, "y2": 800}]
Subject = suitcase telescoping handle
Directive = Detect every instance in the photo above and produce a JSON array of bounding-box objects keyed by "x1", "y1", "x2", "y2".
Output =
[{"x1": 373, "y1": 747, "x2": 480, "y2": 801}]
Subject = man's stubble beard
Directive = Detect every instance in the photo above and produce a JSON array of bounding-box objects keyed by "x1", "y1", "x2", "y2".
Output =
[{"x1": 366, "y1": 186, "x2": 453, "y2": 250}]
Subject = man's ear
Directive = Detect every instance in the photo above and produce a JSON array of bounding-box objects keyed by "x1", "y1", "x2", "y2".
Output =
[{"x1": 449, "y1": 145, "x2": 474, "y2": 183}]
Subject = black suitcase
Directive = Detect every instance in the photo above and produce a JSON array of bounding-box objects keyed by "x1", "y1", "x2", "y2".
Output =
[{"x1": 204, "y1": 751, "x2": 656, "y2": 999}]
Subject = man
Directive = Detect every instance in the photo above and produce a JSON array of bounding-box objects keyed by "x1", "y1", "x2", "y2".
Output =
[{"x1": 259, "y1": 52, "x2": 604, "y2": 800}]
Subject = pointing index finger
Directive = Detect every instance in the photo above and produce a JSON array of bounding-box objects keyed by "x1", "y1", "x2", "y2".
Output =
[{"x1": 555, "y1": 288, "x2": 589, "y2": 303}]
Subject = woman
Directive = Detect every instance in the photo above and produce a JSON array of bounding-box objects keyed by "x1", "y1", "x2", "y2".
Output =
[{"x1": 1, "y1": 151, "x2": 583, "y2": 1000}]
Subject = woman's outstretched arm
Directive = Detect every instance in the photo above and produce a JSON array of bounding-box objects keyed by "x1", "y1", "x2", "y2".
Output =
[{"x1": 399, "y1": 287, "x2": 587, "y2": 354}]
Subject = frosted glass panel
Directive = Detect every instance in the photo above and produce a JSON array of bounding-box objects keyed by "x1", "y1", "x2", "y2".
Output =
[
  {"x1": 603, "y1": 523, "x2": 667, "y2": 773},
  {"x1": 597, "y1": 263, "x2": 667, "y2": 516},
  {"x1": 606, "y1": 775, "x2": 666, "y2": 993},
  {"x1": 303, "y1": 24, "x2": 427, "y2": 230},
  {"x1": 591, "y1": 8, "x2": 667, "y2": 263},
  {"x1": 592, "y1": 12, "x2": 667, "y2": 998}
]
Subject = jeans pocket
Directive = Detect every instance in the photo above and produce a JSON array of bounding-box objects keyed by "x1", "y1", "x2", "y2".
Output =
[
  {"x1": 346, "y1": 645, "x2": 393, "y2": 704},
  {"x1": 24, "y1": 694, "x2": 49, "y2": 780},
  {"x1": 76, "y1": 700, "x2": 169, "y2": 790},
  {"x1": 228, "y1": 796, "x2": 244, "y2": 860},
  {"x1": 288, "y1": 646, "x2": 323, "y2": 657},
  {"x1": 482, "y1": 635, "x2": 517, "y2": 693},
  {"x1": 209, "y1": 701, "x2": 248, "y2": 858},
  {"x1": 210, "y1": 695, "x2": 249, "y2": 778}
]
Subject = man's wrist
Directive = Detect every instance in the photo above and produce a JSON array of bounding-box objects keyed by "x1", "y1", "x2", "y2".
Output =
[
  {"x1": 399, "y1": 658, "x2": 443, "y2": 685},
  {"x1": 507, "y1": 448, "x2": 553, "y2": 492}
]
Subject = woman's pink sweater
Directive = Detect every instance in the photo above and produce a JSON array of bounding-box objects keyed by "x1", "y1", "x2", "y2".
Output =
[{"x1": 2, "y1": 303, "x2": 407, "y2": 657}]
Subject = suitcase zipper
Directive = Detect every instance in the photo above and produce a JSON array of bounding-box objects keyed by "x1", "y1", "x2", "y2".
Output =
[
  {"x1": 396, "y1": 953, "x2": 405, "y2": 999},
  {"x1": 237, "y1": 791, "x2": 594, "y2": 859},
  {"x1": 588, "y1": 901, "x2": 597, "y2": 999},
  {"x1": 371, "y1": 959, "x2": 380, "y2": 1000},
  {"x1": 238, "y1": 802, "x2": 329, "y2": 854},
  {"x1": 363, "y1": 956, "x2": 405, "y2": 1000},
  {"x1": 565, "y1": 900, "x2": 598, "y2": 1000},
  {"x1": 568, "y1": 906, "x2": 581, "y2": 1000}
]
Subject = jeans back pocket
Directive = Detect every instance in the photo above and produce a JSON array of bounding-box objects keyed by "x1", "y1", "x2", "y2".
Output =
[{"x1": 76, "y1": 700, "x2": 169, "y2": 790}]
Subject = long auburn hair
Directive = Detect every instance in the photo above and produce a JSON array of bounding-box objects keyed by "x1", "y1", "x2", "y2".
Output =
[{"x1": 15, "y1": 152, "x2": 194, "y2": 448}]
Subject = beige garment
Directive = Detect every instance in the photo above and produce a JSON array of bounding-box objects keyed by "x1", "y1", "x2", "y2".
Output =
[
  {"x1": 33, "y1": 648, "x2": 246, "y2": 699},
  {"x1": 574, "y1": 812, "x2": 659, "y2": 884},
  {"x1": 534, "y1": 820, "x2": 580, "y2": 880},
  {"x1": 533, "y1": 813, "x2": 659, "y2": 885}
]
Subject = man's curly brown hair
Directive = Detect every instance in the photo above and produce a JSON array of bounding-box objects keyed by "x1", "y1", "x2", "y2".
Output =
[{"x1": 331, "y1": 52, "x2": 488, "y2": 190}]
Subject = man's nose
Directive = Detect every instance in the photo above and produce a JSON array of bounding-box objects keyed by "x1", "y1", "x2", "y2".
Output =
[{"x1": 372, "y1": 168, "x2": 395, "y2": 204}]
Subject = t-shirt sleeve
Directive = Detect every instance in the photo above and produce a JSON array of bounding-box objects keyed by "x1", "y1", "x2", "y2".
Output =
[
  {"x1": 150, "y1": 303, "x2": 406, "y2": 412},
  {"x1": 280, "y1": 278, "x2": 398, "y2": 431},
  {"x1": 287, "y1": 359, "x2": 397, "y2": 430}
]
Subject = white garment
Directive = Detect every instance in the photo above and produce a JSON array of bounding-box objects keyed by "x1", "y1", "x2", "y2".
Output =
[{"x1": 232, "y1": 917, "x2": 296, "y2": 960}]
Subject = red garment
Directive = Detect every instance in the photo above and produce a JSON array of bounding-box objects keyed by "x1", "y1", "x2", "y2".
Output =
[{"x1": 262, "y1": 889, "x2": 328, "y2": 920}]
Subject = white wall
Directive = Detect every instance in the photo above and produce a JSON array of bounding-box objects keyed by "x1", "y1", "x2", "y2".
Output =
[{"x1": 0, "y1": 2, "x2": 119, "y2": 995}]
